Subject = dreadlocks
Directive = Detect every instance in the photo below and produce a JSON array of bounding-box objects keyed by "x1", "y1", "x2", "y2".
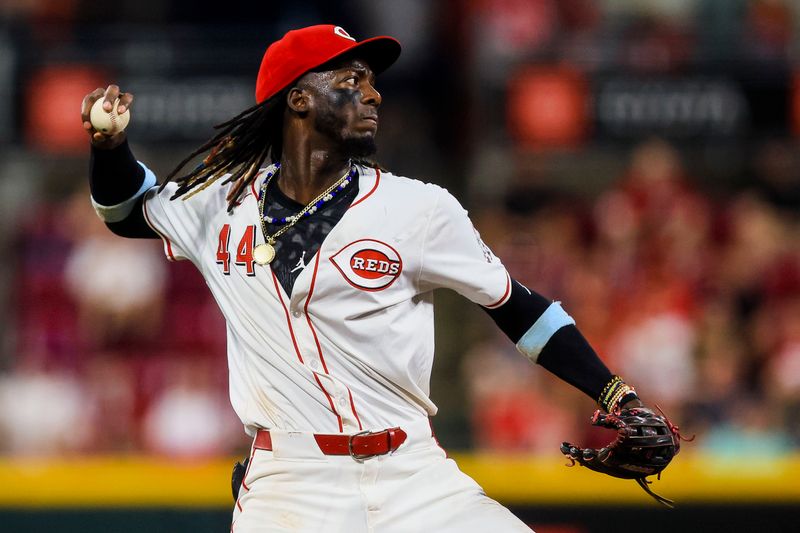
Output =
[
  {"x1": 160, "y1": 90, "x2": 288, "y2": 212},
  {"x1": 161, "y1": 84, "x2": 383, "y2": 212}
]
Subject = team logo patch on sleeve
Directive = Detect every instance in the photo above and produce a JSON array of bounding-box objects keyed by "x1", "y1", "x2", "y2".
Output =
[
  {"x1": 473, "y1": 226, "x2": 496, "y2": 263},
  {"x1": 330, "y1": 239, "x2": 403, "y2": 291}
]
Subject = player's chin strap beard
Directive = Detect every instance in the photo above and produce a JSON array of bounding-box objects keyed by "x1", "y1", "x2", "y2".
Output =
[{"x1": 252, "y1": 162, "x2": 356, "y2": 266}]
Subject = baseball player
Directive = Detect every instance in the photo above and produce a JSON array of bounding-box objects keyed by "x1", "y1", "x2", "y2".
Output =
[{"x1": 82, "y1": 25, "x2": 680, "y2": 532}]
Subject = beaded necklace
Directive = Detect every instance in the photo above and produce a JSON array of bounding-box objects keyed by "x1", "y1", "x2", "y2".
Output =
[{"x1": 253, "y1": 163, "x2": 356, "y2": 266}]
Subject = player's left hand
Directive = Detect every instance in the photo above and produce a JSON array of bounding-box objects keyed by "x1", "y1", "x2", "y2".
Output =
[{"x1": 560, "y1": 405, "x2": 689, "y2": 507}]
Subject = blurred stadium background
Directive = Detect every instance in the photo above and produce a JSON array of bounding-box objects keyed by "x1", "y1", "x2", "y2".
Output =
[{"x1": 1, "y1": 0, "x2": 800, "y2": 531}]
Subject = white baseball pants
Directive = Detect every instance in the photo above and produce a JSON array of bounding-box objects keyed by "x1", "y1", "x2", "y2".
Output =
[{"x1": 231, "y1": 419, "x2": 533, "y2": 532}]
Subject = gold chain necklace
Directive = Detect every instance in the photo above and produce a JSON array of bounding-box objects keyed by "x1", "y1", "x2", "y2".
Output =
[{"x1": 253, "y1": 164, "x2": 355, "y2": 266}]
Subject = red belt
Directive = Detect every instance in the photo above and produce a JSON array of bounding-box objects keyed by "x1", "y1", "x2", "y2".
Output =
[{"x1": 255, "y1": 427, "x2": 407, "y2": 461}]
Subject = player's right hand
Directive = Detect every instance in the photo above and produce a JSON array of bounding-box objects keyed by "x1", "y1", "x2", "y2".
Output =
[{"x1": 81, "y1": 84, "x2": 134, "y2": 149}]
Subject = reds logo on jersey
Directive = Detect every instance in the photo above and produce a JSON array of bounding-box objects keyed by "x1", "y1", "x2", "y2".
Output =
[{"x1": 330, "y1": 239, "x2": 402, "y2": 291}]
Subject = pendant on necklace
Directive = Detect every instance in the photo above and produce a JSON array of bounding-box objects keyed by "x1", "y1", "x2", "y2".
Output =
[{"x1": 253, "y1": 243, "x2": 276, "y2": 265}]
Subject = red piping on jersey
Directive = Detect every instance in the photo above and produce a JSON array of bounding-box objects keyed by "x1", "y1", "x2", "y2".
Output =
[
  {"x1": 347, "y1": 389, "x2": 363, "y2": 430},
  {"x1": 142, "y1": 196, "x2": 177, "y2": 261},
  {"x1": 240, "y1": 432, "x2": 257, "y2": 491},
  {"x1": 304, "y1": 252, "x2": 329, "y2": 373},
  {"x1": 271, "y1": 268, "x2": 343, "y2": 432},
  {"x1": 304, "y1": 250, "x2": 363, "y2": 430},
  {"x1": 313, "y1": 371, "x2": 343, "y2": 432},
  {"x1": 270, "y1": 270, "x2": 304, "y2": 364},
  {"x1": 484, "y1": 272, "x2": 512, "y2": 309},
  {"x1": 349, "y1": 168, "x2": 380, "y2": 209}
]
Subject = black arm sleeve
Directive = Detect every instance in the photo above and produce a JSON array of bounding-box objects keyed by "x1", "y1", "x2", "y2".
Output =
[
  {"x1": 90, "y1": 139, "x2": 144, "y2": 203},
  {"x1": 481, "y1": 278, "x2": 613, "y2": 400},
  {"x1": 535, "y1": 325, "x2": 613, "y2": 400},
  {"x1": 90, "y1": 139, "x2": 157, "y2": 238}
]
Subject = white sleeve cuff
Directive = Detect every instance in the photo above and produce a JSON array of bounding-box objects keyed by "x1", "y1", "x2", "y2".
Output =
[
  {"x1": 91, "y1": 162, "x2": 157, "y2": 223},
  {"x1": 516, "y1": 301, "x2": 576, "y2": 363}
]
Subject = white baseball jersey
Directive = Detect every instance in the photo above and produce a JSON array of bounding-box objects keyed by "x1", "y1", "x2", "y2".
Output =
[{"x1": 142, "y1": 163, "x2": 511, "y2": 436}]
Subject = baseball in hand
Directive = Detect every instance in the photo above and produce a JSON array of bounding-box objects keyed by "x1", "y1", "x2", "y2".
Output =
[{"x1": 90, "y1": 97, "x2": 130, "y2": 135}]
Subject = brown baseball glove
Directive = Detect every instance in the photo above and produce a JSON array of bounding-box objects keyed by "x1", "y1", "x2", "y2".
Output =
[{"x1": 560, "y1": 406, "x2": 688, "y2": 507}]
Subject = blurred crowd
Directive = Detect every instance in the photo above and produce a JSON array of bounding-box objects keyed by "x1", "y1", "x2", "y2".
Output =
[
  {"x1": 2, "y1": 190, "x2": 240, "y2": 456},
  {"x1": 2, "y1": 136, "x2": 798, "y2": 458},
  {"x1": 1, "y1": 0, "x2": 800, "y2": 458},
  {"x1": 464, "y1": 137, "x2": 800, "y2": 457}
]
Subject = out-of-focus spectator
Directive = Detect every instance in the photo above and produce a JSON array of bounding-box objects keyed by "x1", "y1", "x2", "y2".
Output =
[
  {"x1": 468, "y1": 0, "x2": 562, "y2": 84},
  {"x1": 700, "y1": 395, "x2": 793, "y2": 457},
  {"x1": 142, "y1": 357, "x2": 238, "y2": 458},
  {"x1": 751, "y1": 139, "x2": 800, "y2": 214},
  {"x1": 462, "y1": 331, "x2": 580, "y2": 454},
  {"x1": 491, "y1": 184, "x2": 588, "y2": 298},
  {"x1": 743, "y1": 0, "x2": 793, "y2": 62},
  {"x1": 594, "y1": 139, "x2": 712, "y2": 290},
  {"x1": 9, "y1": 187, "x2": 228, "y2": 456},
  {"x1": 62, "y1": 188, "x2": 167, "y2": 348},
  {"x1": 0, "y1": 354, "x2": 91, "y2": 455},
  {"x1": 4, "y1": 1, "x2": 800, "y2": 461},
  {"x1": 714, "y1": 193, "x2": 791, "y2": 313},
  {"x1": 619, "y1": 13, "x2": 695, "y2": 72},
  {"x1": 762, "y1": 294, "x2": 800, "y2": 443},
  {"x1": 609, "y1": 311, "x2": 697, "y2": 410},
  {"x1": 764, "y1": 300, "x2": 800, "y2": 398},
  {"x1": 463, "y1": 131, "x2": 800, "y2": 455},
  {"x1": 683, "y1": 298, "x2": 749, "y2": 430},
  {"x1": 592, "y1": 139, "x2": 705, "y2": 407},
  {"x1": 82, "y1": 353, "x2": 139, "y2": 452}
]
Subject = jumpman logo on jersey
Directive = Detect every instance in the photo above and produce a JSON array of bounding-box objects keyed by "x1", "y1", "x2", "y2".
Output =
[{"x1": 291, "y1": 251, "x2": 308, "y2": 273}]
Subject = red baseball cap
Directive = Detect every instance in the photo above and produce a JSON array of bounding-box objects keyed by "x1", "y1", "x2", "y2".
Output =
[{"x1": 255, "y1": 25, "x2": 401, "y2": 104}]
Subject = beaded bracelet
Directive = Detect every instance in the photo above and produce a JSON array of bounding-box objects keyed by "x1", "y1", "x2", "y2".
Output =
[{"x1": 598, "y1": 375, "x2": 638, "y2": 413}]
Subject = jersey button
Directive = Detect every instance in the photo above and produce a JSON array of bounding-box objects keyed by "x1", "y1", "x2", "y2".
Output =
[
  {"x1": 292, "y1": 310, "x2": 302, "y2": 318},
  {"x1": 338, "y1": 397, "x2": 347, "y2": 407}
]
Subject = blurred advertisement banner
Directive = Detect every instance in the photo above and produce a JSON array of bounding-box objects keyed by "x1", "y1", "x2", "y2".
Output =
[
  {"x1": 20, "y1": 61, "x2": 254, "y2": 151},
  {"x1": 24, "y1": 65, "x2": 107, "y2": 153},
  {"x1": 117, "y1": 77, "x2": 253, "y2": 142},
  {"x1": 507, "y1": 70, "x2": 792, "y2": 147},
  {"x1": 507, "y1": 66, "x2": 589, "y2": 149},
  {"x1": 594, "y1": 77, "x2": 749, "y2": 139}
]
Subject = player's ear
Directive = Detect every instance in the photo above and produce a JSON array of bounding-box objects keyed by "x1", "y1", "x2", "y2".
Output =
[{"x1": 286, "y1": 87, "x2": 310, "y2": 115}]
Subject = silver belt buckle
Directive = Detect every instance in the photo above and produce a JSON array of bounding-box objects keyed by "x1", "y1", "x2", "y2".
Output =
[{"x1": 348, "y1": 430, "x2": 375, "y2": 462}]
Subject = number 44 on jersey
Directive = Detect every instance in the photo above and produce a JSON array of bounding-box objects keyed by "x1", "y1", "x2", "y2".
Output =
[{"x1": 217, "y1": 224, "x2": 257, "y2": 276}]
